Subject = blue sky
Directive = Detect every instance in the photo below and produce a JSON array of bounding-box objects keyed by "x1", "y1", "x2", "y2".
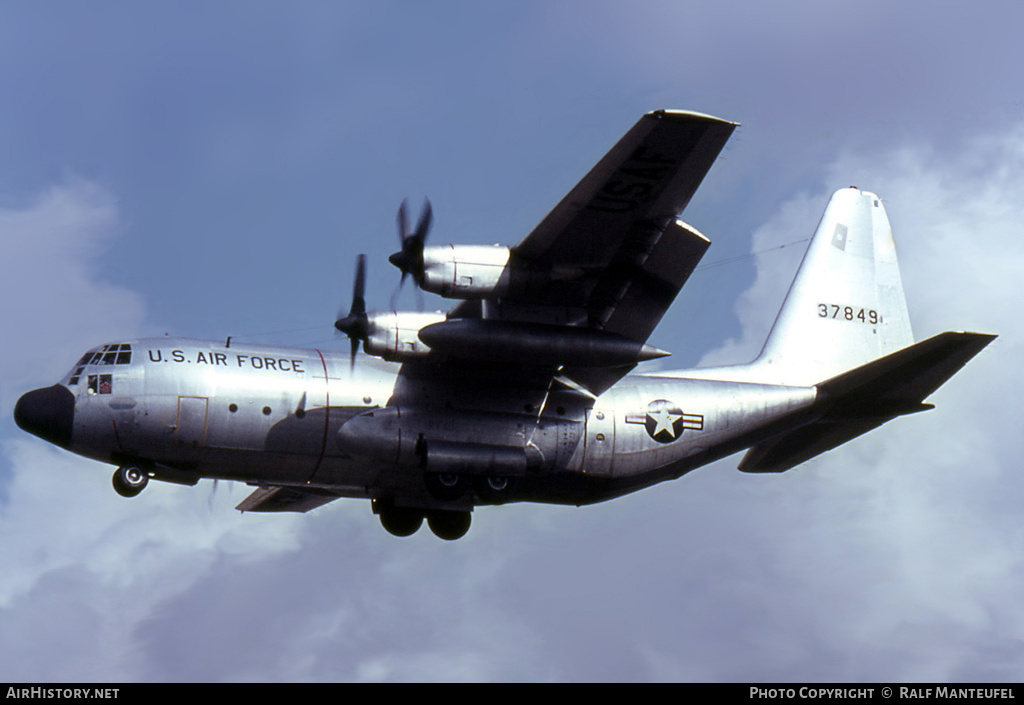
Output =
[{"x1": 1, "y1": 1, "x2": 1022, "y2": 682}]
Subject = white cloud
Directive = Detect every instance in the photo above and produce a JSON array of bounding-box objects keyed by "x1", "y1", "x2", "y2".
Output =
[
  {"x1": 696, "y1": 189, "x2": 823, "y2": 367},
  {"x1": 0, "y1": 438, "x2": 306, "y2": 681},
  {"x1": 0, "y1": 179, "x2": 146, "y2": 406}
]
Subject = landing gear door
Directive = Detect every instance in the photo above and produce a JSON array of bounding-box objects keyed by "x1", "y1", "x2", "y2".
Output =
[{"x1": 583, "y1": 407, "x2": 615, "y2": 475}]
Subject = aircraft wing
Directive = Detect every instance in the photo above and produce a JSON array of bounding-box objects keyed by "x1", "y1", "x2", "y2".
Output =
[
  {"x1": 515, "y1": 110, "x2": 736, "y2": 266},
  {"x1": 236, "y1": 484, "x2": 341, "y2": 513},
  {"x1": 446, "y1": 110, "x2": 737, "y2": 394}
]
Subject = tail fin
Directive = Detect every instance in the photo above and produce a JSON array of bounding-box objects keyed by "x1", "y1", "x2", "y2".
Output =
[
  {"x1": 676, "y1": 187, "x2": 995, "y2": 473},
  {"x1": 750, "y1": 187, "x2": 915, "y2": 386}
]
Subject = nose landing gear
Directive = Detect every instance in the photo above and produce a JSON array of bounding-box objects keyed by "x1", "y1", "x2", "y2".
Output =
[{"x1": 112, "y1": 465, "x2": 149, "y2": 498}]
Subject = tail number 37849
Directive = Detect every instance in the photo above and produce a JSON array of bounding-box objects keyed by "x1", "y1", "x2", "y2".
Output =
[{"x1": 817, "y1": 303, "x2": 881, "y2": 324}]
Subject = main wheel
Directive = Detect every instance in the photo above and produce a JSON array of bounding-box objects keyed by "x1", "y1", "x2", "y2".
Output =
[
  {"x1": 112, "y1": 466, "x2": 149, "y2": 498},
  {"x1": 427, "y1": 510, "x2": 471, "y2": 541},
  {"x1": 378, "y1": 504, "x2": 424, "y2": 537}
]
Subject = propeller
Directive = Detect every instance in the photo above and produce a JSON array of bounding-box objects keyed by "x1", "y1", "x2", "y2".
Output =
[
  {"x1": 334, "y1": 254, "x2": 370, "y2": 368},
  {"x1": 389, "y1": 198, "x2": 433, "y2": 293},
  {"x1": 207, "y1": 478, "x2": 220, "y2": 513}
]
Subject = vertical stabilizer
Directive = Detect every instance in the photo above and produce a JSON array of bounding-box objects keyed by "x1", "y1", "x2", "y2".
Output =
[{"x1": 748, "y1": 187, "x2": 914, "y2": 386}]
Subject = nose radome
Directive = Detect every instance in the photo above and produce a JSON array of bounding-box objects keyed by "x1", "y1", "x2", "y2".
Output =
[{"x1": 14, "y1": 385, "x2": 75, "y2": 449}]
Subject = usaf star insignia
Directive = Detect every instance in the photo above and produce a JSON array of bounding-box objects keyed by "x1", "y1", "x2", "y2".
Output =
[{"x1": 626, "y1": 399, "x2": 703, "y2": 443}]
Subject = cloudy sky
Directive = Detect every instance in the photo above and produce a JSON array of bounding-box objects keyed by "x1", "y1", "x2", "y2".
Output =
[{"x1": 1, "y1": 1, "x2": 1022, "y2": 682}]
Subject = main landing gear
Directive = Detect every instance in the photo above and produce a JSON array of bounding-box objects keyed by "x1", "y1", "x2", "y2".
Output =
[
  {"x1": 374, "y1": 500, "x2": 472, "y2": 541},
  {"x1": 112, "y1": 465, "x2": 149, "y2": 498},
  {"x1": 374, "y1": 471, "x2": 516, "y2": 540}
]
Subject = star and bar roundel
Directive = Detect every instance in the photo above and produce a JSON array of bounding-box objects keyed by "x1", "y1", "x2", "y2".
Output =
[{"x1": 625, "y1": 399, "x2": 704, "y2": 443}]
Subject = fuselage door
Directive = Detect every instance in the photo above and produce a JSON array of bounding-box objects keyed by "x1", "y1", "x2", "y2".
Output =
[{"x1": 176, "y1": 396, "x2": 209, "y2": 446}]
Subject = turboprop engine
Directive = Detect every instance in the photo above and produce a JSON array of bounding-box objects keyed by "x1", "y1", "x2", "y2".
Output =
[
  {"x1": 334, "y1": 253, "x2": 448, "y2": 363},
  {"x1": 418, "y1": 244, "x2": 513, "y2": 298},
  {"x1": 359, "y1": 311, "x2": 446, "y2": 361}
]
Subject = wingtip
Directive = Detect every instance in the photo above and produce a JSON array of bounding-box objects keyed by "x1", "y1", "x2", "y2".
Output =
[{"x1": 648, "y1": 109, "x2": 739, "y2": 127}]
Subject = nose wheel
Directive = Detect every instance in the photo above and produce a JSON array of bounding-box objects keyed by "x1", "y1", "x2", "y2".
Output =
[{"x1": 112, "y1": 465, "x2": 149, "y2": 498}]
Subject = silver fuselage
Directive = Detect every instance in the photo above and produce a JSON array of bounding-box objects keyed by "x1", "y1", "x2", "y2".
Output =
[{"x1": 56, "y1": 337, "x2": 818, "y2": 509}]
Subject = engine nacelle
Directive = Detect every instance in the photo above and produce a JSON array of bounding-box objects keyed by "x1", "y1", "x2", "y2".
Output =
[
  {"x1": 418, "y1": 318, "x2": 669, "y2": 367},
  {"x1": 419, "y1": 244, "x2": 512, "y2": 299},
  {"x1": 363, "y1": 311, "x2": 446, "y2": 361}
]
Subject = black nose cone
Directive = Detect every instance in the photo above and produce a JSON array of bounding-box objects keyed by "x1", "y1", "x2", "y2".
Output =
[{"x1": 14, "y1": 385, "x2": 74, "y2": 449}]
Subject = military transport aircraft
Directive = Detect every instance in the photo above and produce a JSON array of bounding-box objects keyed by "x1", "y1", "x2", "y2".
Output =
[{"x1": 15, "y1": 110, "x2": 994, "y2": 540}]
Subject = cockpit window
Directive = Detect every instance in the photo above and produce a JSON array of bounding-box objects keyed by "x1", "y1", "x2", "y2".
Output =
[
  {"x1": 67, "y1": 343, "x2": 132, "y2": 386},
  {"x1": 88, "y1": 374, "x2": 113, "y2": 395},
  {"x1": 88, "y1": 343, "x2": 132, "y2": 366}
]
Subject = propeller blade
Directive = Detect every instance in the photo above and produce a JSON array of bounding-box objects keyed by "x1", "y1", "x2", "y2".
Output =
[
  {"x1": 414, "y1": 199, "x2": 432, "y2": 244},
  {"x1": 352, "y1": 253, "x2": 366, "y2": 315},
  {"x1": 349, "y1": 336, "x2": 360, "y2": 368},
  {"x1": 397, "y1": 199, "x2": 410, "y2": 242},
  {"x1": 334, "y1": 255, "x2": 370, "y2": 368},
  {"x1": 388, "y1": 198, "x2": 433, "y2": 294}
]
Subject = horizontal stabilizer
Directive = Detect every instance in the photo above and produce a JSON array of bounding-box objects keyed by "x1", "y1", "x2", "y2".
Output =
[
  {"x1": 236, "y1": 485, "x2": 340, "y2": 513},
  {"x1": 817, "y1": 331, "x2": 995, "y2": 415},
  {"x1": 739, "y1": 331, "x2": 995, "y2": 473}
]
